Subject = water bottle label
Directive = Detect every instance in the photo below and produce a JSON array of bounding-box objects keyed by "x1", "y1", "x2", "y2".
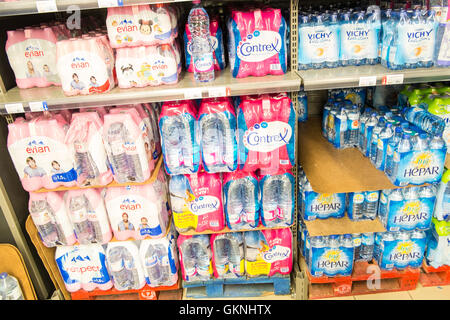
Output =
[
  {"x1": 351, "y1": 120, "x2": 359, "y2": 129},
  {"x1": 243, "y1": 121, "x2": 292, "y2": 152},
  {"x1": 245, "y1": 259, "x2": 271, "y2": 276},
  {"x1": 397, "y1": 24, "x2": 436, "y2": 64},
  {"x1": 173, "y1": 210, "x2": 198, "y2": 231},
  {"x1": 299, "y1": 26, "x2": 339, "y2": 64},
  {"x1": 340, "y1": 23, "x2": 378, "y2": 60},
  {"x1": 72, "y1": 208, "x2": 88, "y2": 223},
  {"x1": 395, "y1": 150, "x2": 445, "y2": 185},
  {"x1": 311, "y1": 246, "x2": 353, "y2": 277},
  {"x1": 353, "y1": 193, "x2": 364, "y2": 204},
  {"x1": 353, "y1": 238, "x2": 362, "y2": 246},
  {"x1": 193, "y1": 54, "x2": 214, "y2": 73},
  {"x1": 33, "y1": 210, "x2": 52, "y2": 225},
  {"x1": 366, "y1": 192, "x2": 379, "y2": 202}
]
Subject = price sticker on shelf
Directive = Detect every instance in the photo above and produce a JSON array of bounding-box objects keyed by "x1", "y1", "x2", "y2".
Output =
[
  {"x1": 207, "y1": 86, "x2": 230, "y2": 98},
  {"x1": 358, "y1": 76, "x2": 377, "y2": 87},
  {"x1": 184, "y1": 88, "x2": 204, "y2": 100},
  {"x1": 29, "y1": 101, "x2": 48, "y2": 112},
  {"x1": 4, "y1": 103, "x2": 24, "y2": 114},
  {"x1": 35, "y1": 0, "x2": 57, "y2": 13},
  {"x1": 382, "y1": 74, "x2": 404, "y2": 85},
  {"x1": 97, "y1": 0, "x2": 123, "y2": 8}
]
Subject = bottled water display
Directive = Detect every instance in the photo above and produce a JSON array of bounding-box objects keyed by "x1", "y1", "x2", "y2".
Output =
[
  {"x1": 434, "y1": 168, "x2": 450, "y2": 221},
  {"x1": 0, "y1": 273, "x2": 24, "y2": 300},
  {"x1": 298, "y1": 91, "x2": 308, "y2": 122},
  {"x1": 211, "y1": 233, "x2": 245, "y2": 278},
  {"x1": 187, "y1": 0, "x2": 215, "y2": 83},
  {"x1": 347, "y1": 191, "x2": 380, "y2": 221},
  {"x1": 178, "y1": 234, "x2": 212, "y2": 282},
  {"x1": 426, "y1": 219, "x2": 450, "y2": 268}
]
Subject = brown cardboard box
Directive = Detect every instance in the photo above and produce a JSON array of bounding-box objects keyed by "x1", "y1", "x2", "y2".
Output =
[
  {"x1": 303, "y1": 215, "x2": 386, "y2": 237},
  {"x1": 0, "y1": 244, "x2": 37, "y2": 300}
]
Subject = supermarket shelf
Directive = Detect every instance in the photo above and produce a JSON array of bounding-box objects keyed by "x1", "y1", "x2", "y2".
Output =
[
  {"x1": 0, "y1": 0, "x2": 192, "y2": 17},
  {"x1": 177, "y1": 224, "x2": 290, "y2": 236},
  {"x1": 298, "y1": 117, "x2": 427, "y2": 193},
  {"x1": 303, "y1": 214, "x2": 386, "y2": 237},
  {"x1": 0, "y1": 69, "x2": 301, "y2": 114},
  {"x1": 297, "y1": 65, "x2": 450, "y2": 91},
  {"x1": 34, "y1": 155, "x2": 162, "y2": 192}
]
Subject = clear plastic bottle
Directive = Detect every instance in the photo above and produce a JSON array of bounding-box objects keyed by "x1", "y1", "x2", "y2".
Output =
[
  {"x1": 346, "y1": 105, "x2": 360, "y2": 147},
  {"x1": 74, "y1": 139, "x2": 99, "y2": 182},
  {"x1": 0, "y1": 273, "x2": 24, "y2": 300},
  {"x1": 213, "y1": 237, "x2": 229, "y2": 278},
  {"x1": 376, "y1": 123, "x2": 394, "y2": 170},
  {"x1": 30, "y1": 200, "x2": 66, "y2": 246},
  {"x1": 144, "y1": 245, "x2": 162, "y2": 285},
  {"x1": 68, "y1": 195, "x2": 94, "y2": 244},
  {"x1": 391, "y1": 133, "x2": 412, "y2": 179},
  {"x1": 107, "y1": 122, "x2": 132, "y2": 183},
  {"x1": 188, "y1": 0, "x2": 215, "y2": 83},
  {"x1": 370, "y1": 117, "x2": 386, "y2": 164},
  {"x1": 360, "y1": 232, "x2": 375, "y2": 261}
]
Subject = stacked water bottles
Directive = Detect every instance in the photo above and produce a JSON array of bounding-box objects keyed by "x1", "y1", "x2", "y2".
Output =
[
  {"x1": 298, "y1": 91, "x2": 308, "y2": 122},
  {"x1": 55, "y1": 227, "x2": 179, "y2": 293},
  {"x1": 322, "y1": 87, "x2": 447, "y2": 187},
  {"x1": 162, "y1": 94, "x2": 296, "y2": 234},
  {"x1": 106, "y1": 4, "x2": 181, "y2": 88},
  {"x1": 177, "y1": 228, "x2": 293, "y2": 281},
  {"x1": 299, "y1": 221, "x2": 377, "y2": 277},
  {"x1": 298, "y1": 5, "x2": 382, "y2": 70}
]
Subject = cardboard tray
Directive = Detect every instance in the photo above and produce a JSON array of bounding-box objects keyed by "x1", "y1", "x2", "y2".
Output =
[
  {"x1": 0, "y1": 244, "x2": 37, "y2": 300},
  {"x1": 298, "y1": 117, "x2": 423, "y2": 193},
  {"x1": 303, "y1": 215, "x2": 386, "y2": 237}
]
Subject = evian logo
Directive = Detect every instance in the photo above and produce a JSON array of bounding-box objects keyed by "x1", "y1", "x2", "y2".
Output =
[
  {"x1": 71, "y1": 57, "x2": 90, "y2": 69},
  {"x1": 189, "y1": 196, "x2": 219, "y2": 216},
  {"x1": 120, "y1": 198, "x2": 142, "y2": 211},
  {"x1": 26, "y1": 140, "x2": 50, "y2": 153},
  {"x1": 262, "y1": 245, "x2": 290, "y2": 263},
  {"x1": 243, "y1": 121, "x2": 292, "y2": 152},
  {"x1": 237, "y1": 30, "x2": 282, "y2": 62},
  {"x1": 25, "y1": 45, "x2": 44, "y2": 58},
  {"x1": 116, "y1": 19, "x2": 137, "y2": 33}
]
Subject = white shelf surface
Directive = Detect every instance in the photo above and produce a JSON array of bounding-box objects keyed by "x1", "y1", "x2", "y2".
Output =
[
  {"x1": 298, "y1": 65, "x2": 450, "y2": 91},
  {"x1": 0, "y1": 69, "x2": 301, "y2": 114}
]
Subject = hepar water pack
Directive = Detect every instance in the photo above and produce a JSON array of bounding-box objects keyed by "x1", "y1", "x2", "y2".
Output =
[
  {"x1": 184, "y1": 16, "x2": 226, "y2": 72},
  {"x1": 115, "y1": 44, "x2": 179, "y2": 88},
  {"x1": 56, "y1": 35, "x2": 115, "y2": 96},
  {"x1": 211, "y1": 232, "x2": 245, "y2": 279},
  {"x1": 6, "y1": 26, "x2": 66, "y2": 89},
  {"x1": 55, "y1": 244, "x2": 112, "y2": 292},
  {"x1": 244, "y1": 228, "x2": 292, "y2": 277},
  {"x1": 169, "y1": 172, "x2": 224, "y2": 233},
  {"x1": 301, "y1": 190, "x2": 346, "y2": 221},
  {"x1": 65, "y1": 111, "x2": 113, "y2": 187},
  {"x1": 227, "y1": 8, "x2": 287, "y2": 78},
  {"x1": 139, "y1": 225, "x2": 179, "y2": 287},
  {"x1": 29, "y1": 191, "x2": 77, "y2": 247},
  {"x1": 237, "y1": 93, "x2": 295, "y2": 172},
  {"x1": 64, "y1": 189, "x2": 112, "y2": 245},
  {"x1": 104, "y1": 183, "x2": 169, "y2": 241},
  {"x1": 159, "y1": 100, "x2": 200, "y2": 175},
  {"x1": 8, "y1": 114, "x2": 77, "y2": 191},
  {"x1": 106, "y1": 4, "x2": 177, "y2": 48},
  {"x1": 177, "y1": 234, "x2": 212, "y2": 282},
  {"x1": 223, "y1": 170, "x2": 259, "y2": 230},
  {"x1": 106, "y1": 241, "x2": 146, "y2": 291},
  {"x1": 198, "y1": 97, "x2": 238, "y2": 173}
]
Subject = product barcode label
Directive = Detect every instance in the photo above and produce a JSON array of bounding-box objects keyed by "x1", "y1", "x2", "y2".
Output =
[
  {"x1": 29, "y1": 101, "x2": 48, "y2": 112},
  {"x1": 36, "y1": 0, "x2": 57, "y2": 13},
  {"x1": 270, "y1": 64, "x2": 281, "y2": 71},
  {"x1": 97, "y1": 0, "x2": 123, "y2": 8},
  {"x1": 210, "y1": 221, "x2": 219, "y2": 227},
  {"x1": 184, "y1": 88, "x2": 203, "y2": 100},
  {"x1": 280, "y1": 160, "x2": 289, "y2": 165},
  {"x1": 358, "y1": 76, "x2": 377, "y2": 87},
  {"x1": 208, "y1": 87, "x2": 230, "y2": 98},
  {"x1": 4, "y1": 103, "x2": 24, "y2": 114}
]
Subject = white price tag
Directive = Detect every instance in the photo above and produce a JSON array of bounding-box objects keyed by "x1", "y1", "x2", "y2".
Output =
[
  {"x1": 208, "y1": 86, "x2": 229, "y2": 98},
  {"x1": 382, "y1": 74, "x2": 404, "y2": 85},
  {"x1": 29, "y1": 101, "x2": 48, "y2": 112},
  {"x1": 358, "y1": 76, "x2": 377, "y2": 87},
  {"x1": 97, "y1": 0, "x2": 123, "y2": 8},
  {"x1": 184, "y1": 88, "x2": 203, "y2": 100},
  {"x1": 4, "y1": 103, "x2": 24, "y2": 114},
  {"x1": 35, "y1": 0, "x2": 57, "y2": 13}
]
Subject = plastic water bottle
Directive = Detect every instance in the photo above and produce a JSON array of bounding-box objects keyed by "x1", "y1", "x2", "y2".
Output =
[
  {"x1": 74, "y1": 140, "x2": 99, "y2": 181},
  {"x1": 144, "y1": 245, "x2": 162, "y2": 285},
  {"x1": 410, "y1": 230, "x2": 427, "y2": 268},
  {"x1": 201, "y1": 116, "x2": 226, "y2": 171},
  {"x1": 360, "y1": 233, "x2": 375, "y2": 261},
  {"x1": 214, "y1": 237, "x2": 229, "y2": 278},
  {"x1": 429, "y1": 134, "x2": 446, "y2": 150},
  {"x1": 0, "y1": 273, "x2": 24, "y2": 300},
  {"x1": 391, "y1": 133, "x2": 412, "y2": 179},
  {"x1": 384, "y1": 126, "x2": 403, "y2": 177},
  {"x1": 364, "y1": 191, "x2": 379, "y2": 219},
  {"x1": 346, "y1": 105, "x2": 360, "y2": 147},
  {"x1": 163, "y1": 117, "x2": 194, "y2": 173},
  {"x1": 352, "y1": 233, "x2": 362, "y2": 260},
  {"x1": 228, "y1": 236, "x2": 243, "y2": 276},
  {"x1": 343, "y1": 233, "x2": 354, "y2": 260},
  {"x1": 68, "y1": 195, "x2": 94, "y2": 244},
  {"x1": 309, "y1": 236, "x2": 326, "y2": 268},
  {"x1": 30, "y1": 200, "x2": 65, "y2": 246},
  {"x1": 108, "y1": 247, "x2": 130, "y2": 289},
  {"x1": 107, "y1": 122, "x2": 132, "y2": 183},
  {"x1": 327, "y1": 12, "x2": 341, "y2": 68},
  {"x1": 363, "y1": 112, "x2": 379, "y2": 156},
  {"x1": 395, "y1": 231, "x2": 411, "y2": 270},
  {"x1": 412, "y1": 133, "x2": 429, "y2": 152},
  {"x1": 322, "y1": 99, "x2": 333, "y2": 138},
  {"x1": 188, "y1": 0, "x2": 215, "y2": 83},
  {"x1": 358, "y1": 107, "x2": 372, "y2": 152},
  {"x1": 122, "y1": 249, "x2": 140, "y2": 289},
  {"x1": 335, "y1": 107, "x2": 348, "y2": 148},
  {"x1": 376, "y1": 123, "x2": 394, "y2": 170},
  {"x1": 370, "y1": 117, "x2": 386, "y2": 164},
  {"x1": 404, "y1": 107, "x2": 446, "y2": 136},
  {"x1": 350, "y1": 192, "x2": 365, "y2": 220}
]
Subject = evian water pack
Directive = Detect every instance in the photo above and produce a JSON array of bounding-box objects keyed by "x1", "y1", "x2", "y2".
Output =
[
  {"x1": 169, "y1": 172, "x2": 224, "y2": 233},
  {"x1": 7, "y1": 114, "x2": 78, "y2": 191},
  {"x1": 104, "y1": 183, "x2": 169, "y2": 241},
  {"x1": 237, "y1": 93, "x2": 295, "y2": 172},
  {"x1": 244, "y1": 228, "x2": 292, "y2": 277},
  {"x1": 55, "y1": 244, "x2": 112, "y2": 292},
  {"x1": 227, "y1": 8, "x2": 287, "y2": 78}
]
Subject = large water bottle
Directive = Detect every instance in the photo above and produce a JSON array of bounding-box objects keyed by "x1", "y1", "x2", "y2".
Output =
[
  {"x1": 155, "y1": 244, "x2": 171, "y2": 284},
  {"x1": 30, "y1": 200, "x2": 63, "y2": 247},
  {"x1": 391, "y1": 133, "x2": 412, "y2": 179},
  {"x1": 404, "y1": 107, "x2": 446, "y2": 136},
  {"x1": 188, "y1": 0, "x2": 215, "y2": 83},
  {"x1": 358, "y1": 107, "x2": 372, "y2": 152},
  {"x1": 433, "y1": 0, "x2": 449, "y2": 67},
  {"x1": 395, "y1": 231, "x2": 411, "y2": 270},
  {"x1": 370, "y1": 117, "x2": 386, "y2": 164},
  {"x1": 74, "y1": 140, "x2": 99, "y2": 181},
  {"x1": 335, "y1": 107, "x2": 348, "y2": 148},
  {"x1": 322, "y1": 99, "x2": 333, "y2": 138},
  {"x1": 122, "y1": 249, "x2": 140, "y2": 289},
  {"x1": 107, "y1": 122, "x2": 132, "y2": 183},
  {"x1": 412, "y1": 133, "x2": 429, "y2": 153},
  {"x1": 68, "y1": 195, "x2": 94, "y2": 244},
  {"x1": 353, "y1": 233, "x2": 362, "y2": 261},
  {"x1": 360, "y1": 232, "x2": 375, "y2": 261},
  {"x1": 384, "y1": 126, "x2": 403, "y2": 177},
  {"x1": 376, "y1": 123, "x2": 394, "y2": 170},
  {"x1": 309, "y1": 236, "x2": 326, "y2": 271},
  {"x1": 108, "y1": 247, "x2": 131, "y2": 289},
  {"x1": 346, "y1": 105, "x2": 360, "y2": 147},
  {"x1": 350, "y1": 192, "x2": 365, "y2": 220},
  {"x1": 364, "y1": 191, "x2": 380, "y2": 219},
  {"x1": 213, "y1": 237, "x2": 230, "y2": 278},
  {"x1": 144, "y1": 245, "x2": 162, "y2": 286},
  {"x1": 0, "y1": 273, "x2": 24, "y2": 300},
  {"x1": 363, "y1": 112, "x2": 379, "y2": 156}
]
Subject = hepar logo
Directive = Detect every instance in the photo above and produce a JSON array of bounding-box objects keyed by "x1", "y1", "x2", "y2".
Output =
[
  {"x1": 120, "y1": 198, "x2": 142, "y2": 211},
  {"x1": 243, "y1": 121, "x2": 292, "y2": 152},
  {"x1": 237, "y1": 30, "x2": 282, "y2": 62},
  {"x1": 26, "y1": 140, "x2": 50, "y2": 154}
]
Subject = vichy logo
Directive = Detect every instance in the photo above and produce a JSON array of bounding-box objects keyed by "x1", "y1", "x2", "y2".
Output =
[
  {"x1": 237, "y1": 30, "x2": 282, "y2": 62},
  {"x1": 189, "y1": 196, "x2": 219, "y2": 215},
  {"x1": 346, "y1": 30, "x2": 370, "y2": 38},
  {"x1": 26, "y1": 140, "x2": 50, "y2": 153},
  {"x1": 407, "y1": 29, "x2": 433, "y2": 39},
  {"x1": 262, "y1": 245, "x2": 290, "y2": 263},
  {"x1": 243, "y1": 121, "x2": 292, "y2": 152},
  {"x1": 308, "y1": 31, "x2": 333, "y2": 40}
]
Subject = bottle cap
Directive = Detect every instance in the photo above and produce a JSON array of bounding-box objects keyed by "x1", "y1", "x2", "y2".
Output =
[{"x1": 0, "y1": 273, "x2": 7, "y2": 279}]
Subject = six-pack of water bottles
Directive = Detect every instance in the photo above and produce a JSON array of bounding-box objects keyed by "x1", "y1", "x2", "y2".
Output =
[
  {"x1": 178, "y1": 228, "x2": 293, "y2": 281},
  {"x1": 55, "y1": 226, "x2": 179, "y2": 292}
]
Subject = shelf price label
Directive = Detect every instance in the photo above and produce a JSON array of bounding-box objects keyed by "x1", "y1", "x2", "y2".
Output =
[
  {"x1": 35, "y1": 0, "x2": 57, "y2": 13},
  {"x1": 382, "y1": 74, "x2": 404, "y2": 85},
  {"x1": 184, "y1": 88, "x2": 203, "y2": 100},
  {"x1": 97, "y1": 0, "x2": 123, "y2": 7},
  {"x1": 4, "y1": 103, "x2": 24, "y2": 114},
  {"x1": 358, "y1": 76, "x2": 377, "y2": 87},
  {"x1": 29, "y1": 101, "x2": 48, "y2": 112},
  {"x1": 208, "y1": 86, "x2": 230, "y2": 98}
]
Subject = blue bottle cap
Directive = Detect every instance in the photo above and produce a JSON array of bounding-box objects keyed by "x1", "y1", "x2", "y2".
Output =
[{"x1": 0, "y1": 272, "x2": 7, "y2": 279}]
